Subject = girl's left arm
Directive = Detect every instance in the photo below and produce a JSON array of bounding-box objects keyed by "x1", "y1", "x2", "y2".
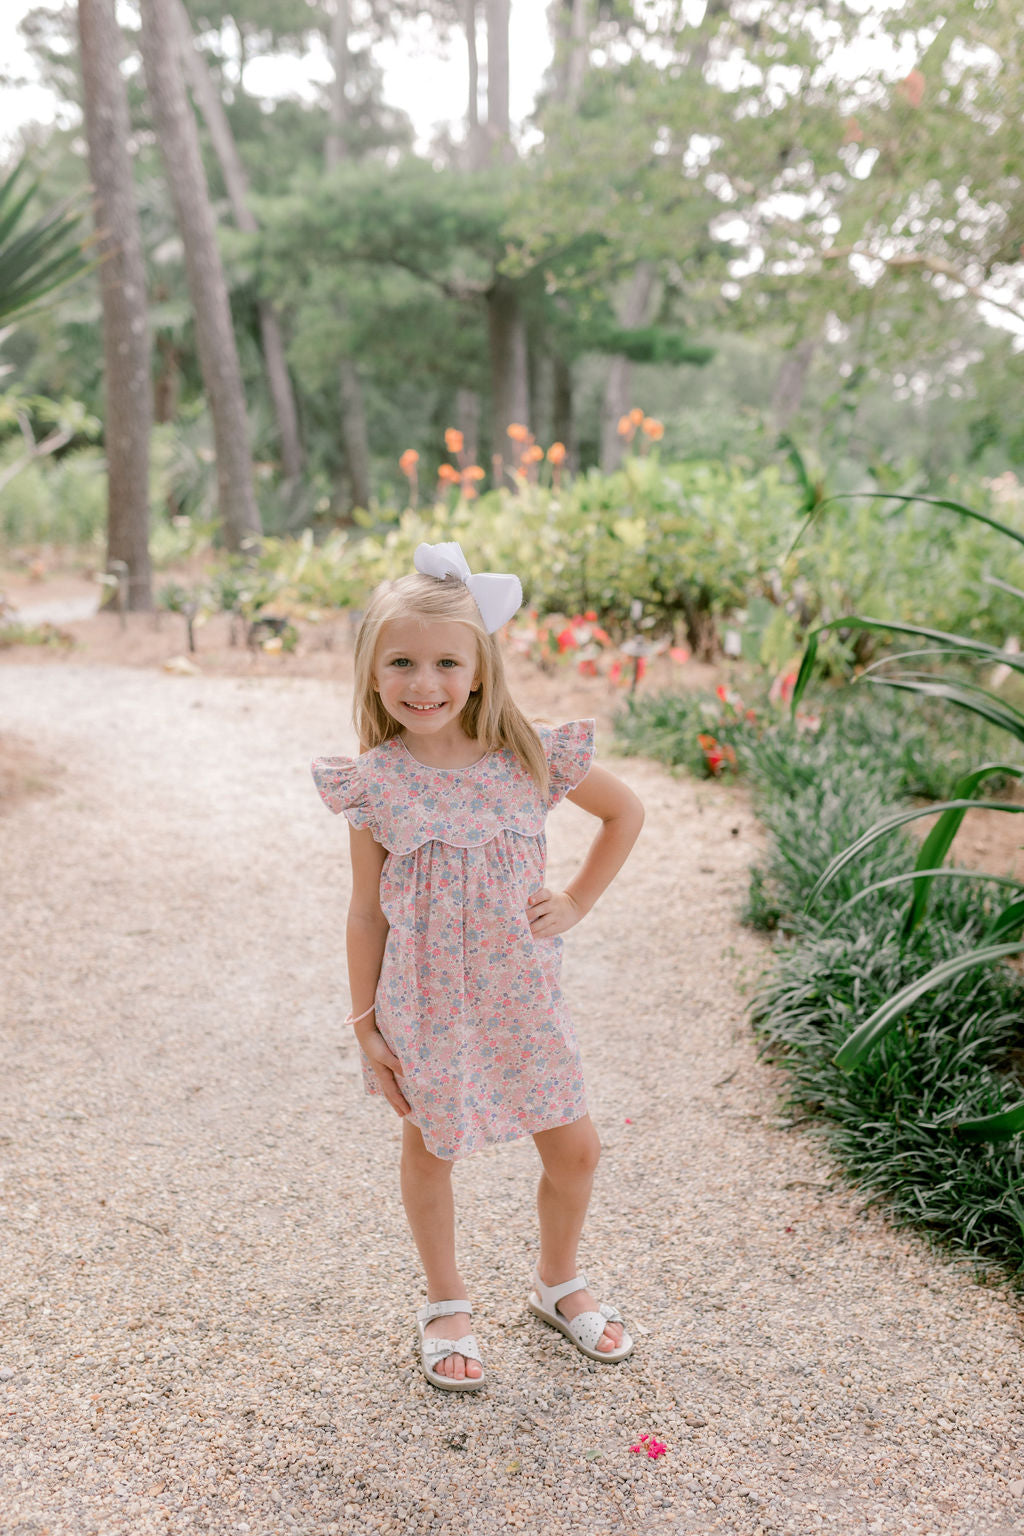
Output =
[{"x1": 527, "y1": 764, "x2": 644, "y2": 938}]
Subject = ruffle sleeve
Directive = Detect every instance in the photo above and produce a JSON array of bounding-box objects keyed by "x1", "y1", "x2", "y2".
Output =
[
  {"x1": 541, "y1": 719, "x2": 596, "y2": 808},
  {"x1": 310, "y1": 755, "x2": 376, "y2": 834}
]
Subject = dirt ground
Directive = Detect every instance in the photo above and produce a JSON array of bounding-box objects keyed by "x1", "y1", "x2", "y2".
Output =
[{"x1": 3, "y1": 644, "x2": 1024, "y2": 1535}]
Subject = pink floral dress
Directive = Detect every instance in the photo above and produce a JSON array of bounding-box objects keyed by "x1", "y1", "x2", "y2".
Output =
[{"x1": 311, "y1": 721, "x2": 595, "y2": 1160}]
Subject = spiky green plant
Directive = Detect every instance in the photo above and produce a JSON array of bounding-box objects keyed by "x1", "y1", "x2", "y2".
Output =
[
  {"x1": 792, "y1": 488, "x2": 1024, "y2": 1138},
  {"x1": 0, "y1": 159, "x2": 92, "y2": 323}
]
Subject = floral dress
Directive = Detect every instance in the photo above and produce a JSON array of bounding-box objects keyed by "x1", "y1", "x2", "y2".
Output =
[{"x1": 311, "y1": 721, "x2": 595, "y2": 1159}]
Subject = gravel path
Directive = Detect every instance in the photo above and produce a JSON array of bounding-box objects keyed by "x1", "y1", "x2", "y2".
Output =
[{"x1": 2, "y1": 661, "x2": 1023, "y2": 1536}]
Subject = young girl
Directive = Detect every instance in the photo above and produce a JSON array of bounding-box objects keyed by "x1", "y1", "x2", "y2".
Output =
[{"x1": 312, "y1": 542, "x2": 644, "y2": 1392}]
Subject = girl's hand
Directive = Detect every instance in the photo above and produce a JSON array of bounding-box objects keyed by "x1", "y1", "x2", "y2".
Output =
[
  {"x1": 527, "y1": 887, "x2": 583, "y2": 938},
  {"x1": 355, "y1": 1022, "x2": 411, "y2": 1117}
]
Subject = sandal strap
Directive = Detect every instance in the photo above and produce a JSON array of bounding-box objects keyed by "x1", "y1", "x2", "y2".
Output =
[
  {"x1": 533, "y1": 1270, "x2": 588, "y2": 1309},
  {"x1": 566, "y1": 1306, "x2": 624, "y2": 1354},
  {"x1": 417, "y1": 1298, "x2": 472, "y2": 1323},
  {"x1": 423, "y1": 1332, "x2": 483, "y2": 1367}
]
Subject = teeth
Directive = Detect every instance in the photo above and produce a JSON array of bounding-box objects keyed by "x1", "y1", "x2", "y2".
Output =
[{"x1": 405, "y1": 702, "x2": 442, "y2": 711}]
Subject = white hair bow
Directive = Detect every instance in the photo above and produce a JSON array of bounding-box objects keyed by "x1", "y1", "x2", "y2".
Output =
[{"x1": 413, "y1": 541, "x2": 523, "y2": 634}]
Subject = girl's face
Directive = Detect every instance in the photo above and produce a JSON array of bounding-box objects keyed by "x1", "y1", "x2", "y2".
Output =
[{"x1": 373, "y1": 618, "x2": 481, "y2": 740}]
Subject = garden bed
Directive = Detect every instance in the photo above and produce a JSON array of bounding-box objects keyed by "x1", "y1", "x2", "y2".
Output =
[{"x1": 615, "y1": 684, "x2": 1024, "y2": 1284}]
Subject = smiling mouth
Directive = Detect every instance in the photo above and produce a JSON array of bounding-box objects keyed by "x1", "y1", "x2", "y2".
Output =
[{"x1": 403, "y1": 701, "x2": 445, "y2": 712}]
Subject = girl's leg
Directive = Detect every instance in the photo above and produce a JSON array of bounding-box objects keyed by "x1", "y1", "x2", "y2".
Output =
[
  {"x1": 531, "y1": 1114, "x2": 623, "y2": 1353},
  {"x1": 400, "y1": 1118, "x2": 481, "y2": 1381}
]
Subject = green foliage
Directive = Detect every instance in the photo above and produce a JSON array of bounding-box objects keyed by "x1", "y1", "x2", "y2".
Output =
[
  {"x1": 742, "y1": 689, "x2": 1024, "y2": 1281},
  {"x1": 790, "y1": 490, "x2": 1024, "y2": 1073},
  {"x1": 0, "y1": 158, "x2": 93, "y2": 323},
  {"x1": 754, "y1": 902, "x2": 1024, "y2": 1281},
  {"x1": 613, "y1": 686, "x2": 766, "y2": 778},
  {"x1": 0, "y1": 443, "x2": 107, "y2": 547},
  {"x1": 0, "y1": 616, "x2": 74, "y2": 649},
  {"x1": 183, "y1": 455, "x2": 1024, "y2": 680}
]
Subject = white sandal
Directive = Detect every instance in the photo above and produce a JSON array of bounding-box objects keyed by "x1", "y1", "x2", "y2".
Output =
[
  {"x1": 416, "y1": 1299, "x2": 486, "y2": 1392},
  {"x1": 528, "y1": 1269, "x2": 634, "y2": 1363}
]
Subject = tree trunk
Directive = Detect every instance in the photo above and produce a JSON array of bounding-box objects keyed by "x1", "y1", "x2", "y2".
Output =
[
  {"x1": 600, "y1": 261, "x2": 656, "y2": 472},
  {"x1": 324, "y1": 0, "x2": 372, "y2": 515},
  {"x1": 171, "y1": 0, "x2": 304, "y2": 487},
  {"x1": 325, "y1": 0, "x2": 351, "y2": 171},
  {"x1": 487, "y1": 274, "x2": 529, "y2": 478},
  {"x1": 455, "y1": 387, "x2": 480, "y2": 467},
  {"x1": 465, "y1": 0, "x2": 484, "y2": 170},
  {"x1": 338, "y1": 358, "x2": 371, "y2": 511},
  {"x1": 139, "y1": 0, "x2": 260, "y2": 552},
  {"x1": 154, "y1": 333, "x2": 181, "y2": 425},
  {"x1": 485, "y1": 0, "x2": 513, "y2": 163},
  {"x1": 771, "y1": 333, "x2": 818, "y2": 435},
  {"x1": 77, "y1": 0, "x2": 153, "y2": 611},
  {"x1": 552, "y1": 354, "x2": 574, "y2": 462},
  {"x1": 553, "y1": 0, "x2": 590, "y2": 109}
]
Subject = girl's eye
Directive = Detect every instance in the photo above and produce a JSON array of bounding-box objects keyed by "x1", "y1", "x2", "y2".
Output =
[
  {"x1": 390, "y1": 657, "x2": 412, "y2": 667},
  {"x1": 438, "y1": 659, "x2": 458, "y2": 669}
]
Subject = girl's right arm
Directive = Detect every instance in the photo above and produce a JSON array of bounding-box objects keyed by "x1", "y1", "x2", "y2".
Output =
[{"x1": 347, "y1": 824, "x2": 410, "y2": 1118}]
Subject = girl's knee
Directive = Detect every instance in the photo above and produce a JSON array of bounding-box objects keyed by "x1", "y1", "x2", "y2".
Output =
[{"x1": 538, "y1": 1118, "x2": 601, "y2": 1180}]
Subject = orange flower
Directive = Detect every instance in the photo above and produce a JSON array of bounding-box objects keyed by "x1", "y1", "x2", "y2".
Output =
[
  {"x1": 507, "y1": 422, "x2": 530, "y2": 443},
  {"x1": 444, "y1": 428, "x2": 464, "y2": 454},
  {"x1": 437, "y1": 463, "x2": 460, "y2": 484},
  {"x1": 583, "y1": 609, "x2": 597, "y2": 622},
  {"x1": 617, "y1": 414, "x2": 634, "y2": 438},
  {"x1": 547, "y1": 442, "x2": 567, "y2": 465},
  {"x1": 399, "y1": 449, "x2": 419, "y2": 474},
  {"x1": 641, "y1": 417, "x2": 664, "y2": 440},
  {"x1": 628, "y1": 407, "x2": 644, "y2": 426},
  {"x1": 462, "y1": 464, "x2": 486, "y2": 481},
  {"x1": 523, "y1": 444, "x2": 544, "y2": 464},
  {"x1": 898, "y1": 67, "x2": 925, "y2": 108},
  {"x1": 462, "y1": 483, "x2": 479, "y2": 501}
]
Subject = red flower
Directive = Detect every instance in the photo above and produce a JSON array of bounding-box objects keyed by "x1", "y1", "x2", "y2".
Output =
[
  {"x1": 577, "y1": 657, "x2": 598, "y2": 677},
  {"x1": 557, "y1": 626, "x2": 578, "y2": 653},
  {"x1": 583, "y1": 609, "x2": 597, "y2": 622},
  {"x1": 669, "y1": 646, "x2": 689, "y2": 664},
  {"x1": 629, "y1": 1433, "x2": 668, "y2": 1460},
  {"x1": 697, "y1": 733, "x2": 736, "y2": 776},
  {"x1": 635, "y1": 656, "x2": 647, "y2": 682},
  {"x1": 609, "y1": 660, "x2": 623, "y2": 684}
]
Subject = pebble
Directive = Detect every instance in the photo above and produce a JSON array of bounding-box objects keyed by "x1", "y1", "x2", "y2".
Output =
[{"x1": 1, "y1": 664, "x2": 1023, "y2": 1536}]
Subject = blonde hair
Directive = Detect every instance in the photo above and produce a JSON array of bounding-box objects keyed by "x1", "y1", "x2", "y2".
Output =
[{"x1": 352, "y1": 572, "x2": 549, "y2": 790}]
